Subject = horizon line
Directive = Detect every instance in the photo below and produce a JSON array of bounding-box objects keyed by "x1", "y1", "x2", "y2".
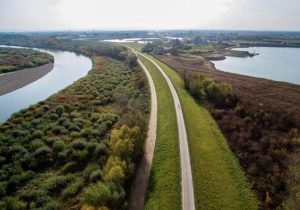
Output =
[{"x1": 1, "y1": 28, "x2": 300, "y2": 33}]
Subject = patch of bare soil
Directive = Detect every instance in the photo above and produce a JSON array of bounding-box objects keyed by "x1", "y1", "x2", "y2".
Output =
[{"x1": 0, "y1": 63, "x2": 53, "y2": 96}]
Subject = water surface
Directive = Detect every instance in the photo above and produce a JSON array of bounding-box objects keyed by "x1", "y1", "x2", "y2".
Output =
[
  {"x1": 0, "y1": 46, "x2": 92, "y2": 122},
  {"x1": 212, "y1": 47, "x2": 300, "y2": 85}
]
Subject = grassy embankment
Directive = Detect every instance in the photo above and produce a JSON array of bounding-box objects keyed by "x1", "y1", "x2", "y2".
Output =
[
  {"x1": 137, "y1": 55, "x2": 181, "y2": 210},
  {"x1": 143, "y1": 54, "x2": 259, "y2": 210}
]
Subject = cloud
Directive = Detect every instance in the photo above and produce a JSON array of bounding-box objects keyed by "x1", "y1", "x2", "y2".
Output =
[{"x1": 0, "y1": 0, "x2": 299, "y2": 31}]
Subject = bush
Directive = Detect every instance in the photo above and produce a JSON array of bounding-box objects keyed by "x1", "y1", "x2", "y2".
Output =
[
  {"x1": 61, "y1": 178, "x2": 84, "y2": 199},
  {"x1": 41, "y1": 200, "x2": 60, "y2": 210},
  {"x1": 31, "y1": 139, "x2": 45, "y2": 150},
  {"x1": 93, "y1": 143, "x2": 108, "y2": 158},
  {"x1": 90, "y1": 169, "x2": 102, "y2": 182},
  {"x1": 184, "y1": 73, "x2": 233, "y2": 107},
  {"x1": 52, "y1": 140, "x2": 66, "y2": 152},
  {"x1": 32, "y1": 130, "x2": 44, "y2": 139},
  {"x1": 71, "y1": 139, "x2": 86, "y2": 150},
  {"x1": 45, "y1": 175, "x2": 70, "y2": 192},
  {"x1": 81, "y1": 182, "x2": 125, "y2": 208},
  {"x1": 61, "y1": 161, "x2": 78, "y2": 174},
  {"x1": 126, "y1": 54, "x2": 138, "y2": 68},
  {"x1": 1, "y1": 196, "x2": 26, "y2": 210}
]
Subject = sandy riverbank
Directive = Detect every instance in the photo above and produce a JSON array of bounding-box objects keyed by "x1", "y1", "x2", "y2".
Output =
[{"x1": 0, "y1": 62, "x2": 54, "y2": 96}]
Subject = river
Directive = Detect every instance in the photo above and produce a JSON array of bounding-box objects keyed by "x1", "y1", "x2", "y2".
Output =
[
  {"x1": 0, "y1": 46, "x2": 92, "y2": 122},
  {"x1": 212, "y1": 47, "x2": 300, "y2": 85}
]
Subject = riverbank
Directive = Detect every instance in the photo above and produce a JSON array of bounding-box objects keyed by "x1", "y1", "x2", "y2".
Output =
[
  {"x1": 155, "y1": 54, "x2": 300, "y2": 207},
  {"x1": 0, "y1": 62, "x2": 53, "y2": 96}
]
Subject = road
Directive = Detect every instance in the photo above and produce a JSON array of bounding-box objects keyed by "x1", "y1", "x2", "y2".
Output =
[
  {"x1": 137, "y1": 51, "x2": 195, "y2": 210},
  {"x1": 128, "y1": 48, "x2": 158, "y2": 210}
]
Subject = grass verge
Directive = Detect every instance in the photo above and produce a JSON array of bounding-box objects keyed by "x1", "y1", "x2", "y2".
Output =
[
  {"x1": 146, "y1": 54, "x2": 259, "y2": 210},
  {"x1": 138, "y1": 55, "x2": 181, "y2": 210}
]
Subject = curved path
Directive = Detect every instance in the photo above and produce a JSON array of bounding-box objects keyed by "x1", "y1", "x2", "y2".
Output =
[
  {"x1": 138, "y1": 52, "x2": 195, "y2": 210},
  {"x1": 128, "y1": 48, "x2": 158, "y2": 210},
  {"x1": 128, "y1": 45, "x2": 195, "y2": 210}
]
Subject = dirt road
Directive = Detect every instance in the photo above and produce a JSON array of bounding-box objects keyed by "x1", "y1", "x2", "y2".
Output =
[{"x1": 128, "y1": 49, "x2": 158, "y2": 210}]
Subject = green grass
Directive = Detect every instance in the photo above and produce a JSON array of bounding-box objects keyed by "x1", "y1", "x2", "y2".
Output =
[
  {"x1": 144, "y1": 54, "x2": 259, "y2": 210},
  {"x1": 138, "y1": 55, "x2": 181, "y2": 210},
  {"x1": 0, "y1": 65, "x2": 16, "y2": 71}
]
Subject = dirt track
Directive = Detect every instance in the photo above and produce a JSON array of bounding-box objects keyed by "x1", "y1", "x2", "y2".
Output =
[
  {"x1": 0, "y1": 62, "x2": 53, "y2": 96},
  {"x1": 128, "y1": 50, "x2": 157, "y2": 210}
]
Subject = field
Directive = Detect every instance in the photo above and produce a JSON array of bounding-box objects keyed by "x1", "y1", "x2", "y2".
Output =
[
  {"x1": 137, "y1": 55, "x2": 181, "y2": 210},
  {"x1": 156, "y1": 54, "x2": 300, "y2": 208},
  {"x1": 0, "y1": 48, "x2": 53, "y2": 74},
  {"x1": 146, "y1": 54, "x2": 258, "y2": 209}
]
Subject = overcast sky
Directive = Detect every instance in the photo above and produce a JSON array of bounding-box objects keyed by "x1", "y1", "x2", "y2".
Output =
[{"x1": 0, "y1": 0, "x2": 300, "y2": 31}]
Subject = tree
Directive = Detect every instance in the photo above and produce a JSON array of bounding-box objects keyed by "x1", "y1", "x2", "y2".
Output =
[
  {"x1": 141, "y1": 43, "x2": 154, "y2": 53},
  {"x1": 126, "y1": 54, "x2": 138, "y2": 68},
  {"x1": 103, "y1": 156, "x2": 126, "y2": 183}
]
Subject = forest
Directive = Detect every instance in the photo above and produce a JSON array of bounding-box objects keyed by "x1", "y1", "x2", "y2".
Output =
[{"x1": 0, "y1": 41, "x2": 149, "y2": 210}]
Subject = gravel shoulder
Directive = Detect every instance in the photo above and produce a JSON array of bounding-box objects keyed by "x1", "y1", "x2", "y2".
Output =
[{"x1": 128, "y1": 50, "x2": 158, "y2": 210}]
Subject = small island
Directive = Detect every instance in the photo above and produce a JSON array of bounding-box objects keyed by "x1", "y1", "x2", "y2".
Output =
[{"x1": 0, "y1": 48, "x2": 54, "y2": 95}]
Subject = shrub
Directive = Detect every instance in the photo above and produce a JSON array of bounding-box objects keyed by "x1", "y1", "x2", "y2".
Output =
[
  {"x1": 41, "y1": 200, "x2": 60, "y2": 210},
  {"x1": 126, "y1": 54, "x2": 138, "y2": 68},
  {"x1": 31, "y1": 139, "x2": 45, "y2": 150},
  {"x1": 71, "y1": 139, "x2": 86, "y2": 150},
  {"x1": 73, "y1": 149, "x2": 89, "y2": 161},
  {"x1": 55, "y1": 105, "x2": 64, "y2": 115},
  {"x1": 1, "y1": 196, "x2": 26, "y2": 210},
  {"x1": 32, "y1": 130, "x2": 44, "y2": 139},
  {"x1": 32, "y1": 146, "x2": 52, "y2": 157},
  {"x1": 90, "y1": 169, "x2": 102, "y2": 182},
  {"x1": 93, "y1": 143, "x2": 108, "y2": 158},
  {"x1": 81, "y1": 182, "x2": 125, "y2": 208},
  {"x1": 82, "y1": 182, "x2": 110, "y2": 207},
  {"x1": 103, "y1": 156, "x2": 126, "y2": 183},
  {"x1": 0, "y1": 181, "x2": 7, "y2": 196},
  {"x1": 32, "y1": 146, "x2": 53, "y2": 164},
  {"x1": 45, "y1": 175, "x2": 69, "y2": 192},
  {"x1": 80, "y1": 127, "x2": 93, "y2": 138},
  {"x1": 51, "y1": 126, "x2": 67, "y2": 135},
  {"x1": 61, "y1": 178, "x2": 84, "y2": 199},
  {"x1": 61, "y1": 161, "x2": 78, "y2": 174},
  {"x1": 52, "y1": 140, "x2": 66, "y2": 152}
]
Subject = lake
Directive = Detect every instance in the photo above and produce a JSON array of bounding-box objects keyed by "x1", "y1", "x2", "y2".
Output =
[
  {"x1": 212, "y1": 47, "x2": 300, "y2": 85},
  {"x1": 0, "y1": 46, "x2": 92, "y2": 122}
]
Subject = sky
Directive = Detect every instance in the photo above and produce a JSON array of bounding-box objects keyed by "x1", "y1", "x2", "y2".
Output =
[{"x1": 0, "y1": 0, "x2": 300, "y2": 31}]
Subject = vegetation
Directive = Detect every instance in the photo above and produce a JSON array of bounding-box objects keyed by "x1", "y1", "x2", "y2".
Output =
[
  {"x1": 137, "y1": 55, "x2": 181, "y2": 210},
  {"x1": 0, "y1": 48, "x2": 53, "y2": 73},
  {"x1": 0, "y1": 43, "x2": 149, "y2": 209},
  {"x1": 145, "y1": 54, "x2": 258, "y2": 209},
  {"x1": 209, "y1": 98, "x2": 300, "y2": 208},
  {"x1": 183, "y1": 72, "x2": 300, "y2": 208},
  {"x1": 184, "y1": 73, "x2": 236, "y2": 108}
]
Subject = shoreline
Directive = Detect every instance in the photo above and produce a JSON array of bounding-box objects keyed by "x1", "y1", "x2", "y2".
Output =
[{"x1": 0, "y1": 62, "x2": 54, "y2": 96}]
